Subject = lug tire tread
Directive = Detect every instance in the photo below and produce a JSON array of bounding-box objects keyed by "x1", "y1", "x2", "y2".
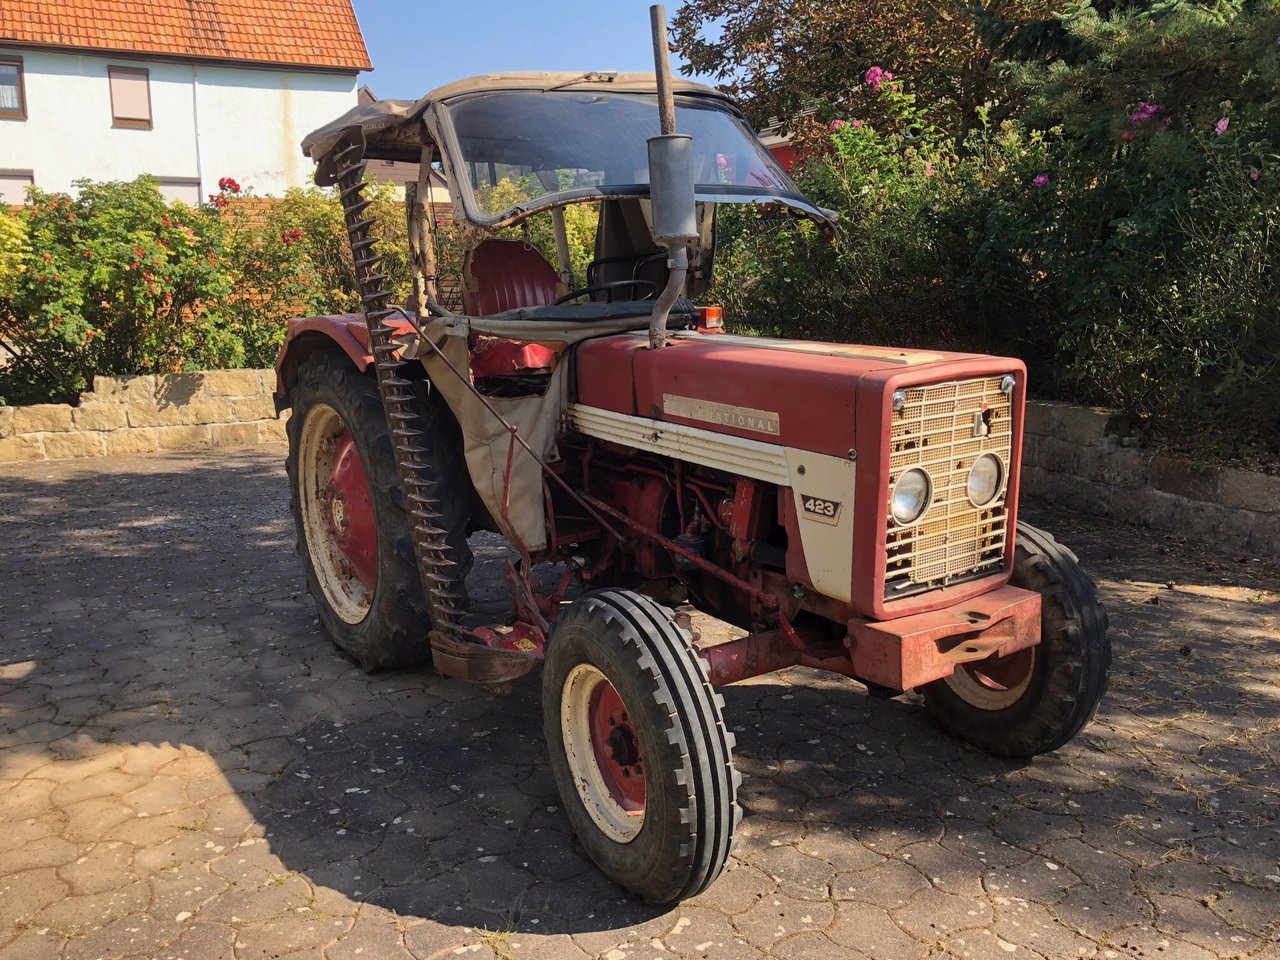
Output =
[
  {"x1": 921, "y1": 520, "x2": 1111, "y2": 757},
  {"x1": 285, "y1": 350, "x2": 471, "y2": 671},
  {"x1": 543, "y1": 588, "x2": 739, "y2": 903}
]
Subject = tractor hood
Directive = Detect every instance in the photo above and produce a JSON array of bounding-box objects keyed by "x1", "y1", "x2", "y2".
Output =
[{"x1": 574, "y1": 331, "x2": 993, "y2": 459}]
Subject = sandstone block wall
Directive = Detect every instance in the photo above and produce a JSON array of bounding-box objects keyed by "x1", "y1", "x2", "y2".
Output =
[
  {"x1": 3, "y1": 379, "x2": 1275, "y2": 556},
  {"x1": 0, "y1": 370, "x2": 288, "y2": 464},
  {"x1": 1022, "y1": 401, "x2": 1279, "y2": 556}
]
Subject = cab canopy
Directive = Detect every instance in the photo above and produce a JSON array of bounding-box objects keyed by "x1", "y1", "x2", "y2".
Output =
[{"x1": 302, "y1": 71, "x2": 834, "y2": 231}]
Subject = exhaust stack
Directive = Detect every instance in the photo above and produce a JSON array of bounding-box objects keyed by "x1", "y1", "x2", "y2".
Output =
[{"x1": 646, "y1": 4, "x2": 697, "y2": 349}]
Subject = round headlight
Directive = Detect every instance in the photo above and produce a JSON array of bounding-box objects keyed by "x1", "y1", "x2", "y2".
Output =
[
  {"x1": 891, "y1": 468, "x2": 932, "y2": 525},
  {"x1": 967, "y1": 454, "x2": 1004, "y2": 507}
]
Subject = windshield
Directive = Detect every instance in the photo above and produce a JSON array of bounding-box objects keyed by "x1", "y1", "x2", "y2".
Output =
[{"x1": 442, "y1": 91, "x2": 806, "y2": 221}]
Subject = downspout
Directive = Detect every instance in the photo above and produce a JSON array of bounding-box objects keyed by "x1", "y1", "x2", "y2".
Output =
[{"x1": 191, "y1": 66, "x2": 205, "y2": 197}]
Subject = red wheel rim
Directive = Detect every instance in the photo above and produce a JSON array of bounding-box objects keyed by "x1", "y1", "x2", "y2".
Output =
[
  {"x1": 323, "y1": 429, "x2": 377, "y2": 591},
  {"x1": 945, "y1": 646, "x2": 1036, "y2": 710},
  {"x1": 961, "y1": 647, "x2": 1033, "y2": 691},
  {"x1": 588, "y1": 679, "x2": 646, "y2": 814}
]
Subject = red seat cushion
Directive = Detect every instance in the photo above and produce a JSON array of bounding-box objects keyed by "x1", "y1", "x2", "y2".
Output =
[
  {"x1": 462, "y1": 239, "x2": 561, "y2": 377},
  {"x1": 463, "y1": 238, "x2": 561, "y2": 315}
]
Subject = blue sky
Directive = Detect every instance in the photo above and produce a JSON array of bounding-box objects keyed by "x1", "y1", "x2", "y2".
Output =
[{"x1": 349, "y1": 0, "x2": 708, "y2": 99}]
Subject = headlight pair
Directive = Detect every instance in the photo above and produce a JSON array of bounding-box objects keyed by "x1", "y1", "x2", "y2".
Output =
[{"x1": 890, "y1": 453, "x2": 1005, "y2": 526}]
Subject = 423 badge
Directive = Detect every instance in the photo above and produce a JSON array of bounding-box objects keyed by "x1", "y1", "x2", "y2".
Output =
[{"x1": 801, "y1": 494, "x2": 843, "y2": 526}]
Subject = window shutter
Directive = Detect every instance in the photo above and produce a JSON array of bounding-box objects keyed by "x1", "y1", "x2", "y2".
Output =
[
  {"x1": 109, "y1": 67, "x2": 151, "y2": 127},
  {"x1": 0, "y1": 171, "x2": 34, "y2": 204}
]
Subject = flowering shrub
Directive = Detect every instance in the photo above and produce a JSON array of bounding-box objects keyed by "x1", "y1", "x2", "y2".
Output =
[
  {"x1": 0, "y1": 173, "x2": 415, "y2": 403},
  {"x1": 0, "y1": 178, "x2": 236, "y2": 405},
  {"x1": 711, "y1": 1, "x2": 1280, "y2": 458}
]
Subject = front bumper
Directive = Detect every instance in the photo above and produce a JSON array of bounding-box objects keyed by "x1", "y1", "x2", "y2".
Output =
[{"x1": 847, "y1": 583, "x2": 1041, "y2": 691}]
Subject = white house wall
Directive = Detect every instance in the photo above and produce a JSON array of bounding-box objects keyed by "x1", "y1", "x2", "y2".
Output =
[{"x1": 0, "y1": 47, "x2": 357, "y2": 200}]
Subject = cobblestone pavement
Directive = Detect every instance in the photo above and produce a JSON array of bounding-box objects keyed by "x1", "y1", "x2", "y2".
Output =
[{"x1": 2, "y1": 446, "x2": 1278, "y2": 960}]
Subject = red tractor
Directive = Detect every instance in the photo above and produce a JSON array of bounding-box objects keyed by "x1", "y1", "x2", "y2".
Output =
[{"x1": 275, "y1": 7, "x2": 1109, "y2": 905}]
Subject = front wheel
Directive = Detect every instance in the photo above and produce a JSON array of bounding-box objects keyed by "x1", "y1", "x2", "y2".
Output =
[
  {"x1": 542, "y1": 590, "x2": 740, "y2": 903},
  {"x1": 921, "y1": 521, "x2": 1110, "y2": 757}
]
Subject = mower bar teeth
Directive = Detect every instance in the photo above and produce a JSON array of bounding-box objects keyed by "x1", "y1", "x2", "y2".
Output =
[{"x1": 332, "y1": 141, "x2": 468, "y2": 646}]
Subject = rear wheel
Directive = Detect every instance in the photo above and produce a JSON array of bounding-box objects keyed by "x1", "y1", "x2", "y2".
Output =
[
  {"x1": 921, "y1": 521, "x2": 1110, "y2": 757},
  {"x1": 286, "y1": 350, "x2": 471, "y2": 671},
  {"x1": 543, "y1": 589, "x2": 740, "y2": 903}
]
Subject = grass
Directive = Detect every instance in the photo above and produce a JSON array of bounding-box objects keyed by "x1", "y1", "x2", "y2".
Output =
[{"x1": 478, "y1": 927, "x2": 516, "y2": 960}]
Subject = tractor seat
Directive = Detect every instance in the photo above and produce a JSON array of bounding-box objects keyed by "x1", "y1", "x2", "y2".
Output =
[
  {"x1": 461, "y1": 238, "x2": 561, "y2": 379},
  {"x1": 463, "y1": 238, "x2": 561, "y2": 315}
]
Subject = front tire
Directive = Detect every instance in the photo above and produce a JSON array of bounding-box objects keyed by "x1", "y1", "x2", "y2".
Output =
[
  {"x1": 286, "y1": 350, "x2": 471, "y2": 671},
  {"x1": 542, "y1": 590, "x2": 740, "y2": 903},
  {"x1": 921, "y1": 521, "x2": 1110, "y2": 757}
]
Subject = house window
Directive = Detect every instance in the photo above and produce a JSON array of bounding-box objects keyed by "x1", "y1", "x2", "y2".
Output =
[
  {"x1": 155, "y1": 177, "x2": 201, "y2": 207},
  {"x1": 0, "y1": 170, "x2": 34, "y2": 204},
  {"x1": 0, "y1": 57, "x2": 25, "y2": 120},
  {"x1": 108, "y1": 66, "x2": 151, "y2": 129}
]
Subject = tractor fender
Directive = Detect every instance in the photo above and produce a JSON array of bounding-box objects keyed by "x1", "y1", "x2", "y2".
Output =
[{"x1": 274, "y1": 313, "x2": 418, "y2": 402}]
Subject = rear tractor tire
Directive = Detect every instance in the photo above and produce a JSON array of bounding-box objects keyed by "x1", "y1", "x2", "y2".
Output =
[
  {"x1": 542, "y1": 589, "x2": 740, "y2": 903},
  {"x1": 921, "y1": 521, "x2": 1110, "y2": 757},
  {"x1": 285, "y1": 350, "x2": 471, "y2": 671}
]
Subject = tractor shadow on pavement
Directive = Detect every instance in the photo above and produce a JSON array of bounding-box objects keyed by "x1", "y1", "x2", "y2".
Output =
[{"x1": 1, "y1": 449, "x2": 1278, "y2": 950}]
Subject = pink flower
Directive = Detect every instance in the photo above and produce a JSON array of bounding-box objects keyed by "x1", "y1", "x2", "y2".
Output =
[
  {"x1": 217, "y1": 176, "x2": 241, "y2": 193},
  {"x1": 924, "y1": 161, "x2": 934, "y2": 178},
  {"x1": 1250, "y1": 169, "x2": 1261, "y2": 182},
  {"x1": 1032, "y1": 173, "x2": 1050, "y2": 189},
  {"x1": 1214, "y1": 117, "x2": 1230, "y2": 136},
  {"x1": 851, "y1": 120, "x2": 862, "y2": 128},
  {"x1": 1129, "y1": 101, "x2": 1164, "y2": 124},
  {"x1": 1120, "y1": 130, "x2": 1134, "y2": 142},
  {"x1": 864, "y1": 66, "x2": 893, "y2": 93},
  {"x1": 829, "y1": 119, "x2": 845, "y2": 131}
]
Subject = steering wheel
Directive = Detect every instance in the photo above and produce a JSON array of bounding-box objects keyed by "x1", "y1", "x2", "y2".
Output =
[{"x1": 553, "y1": 279, "x2": 658, "y2": 305}]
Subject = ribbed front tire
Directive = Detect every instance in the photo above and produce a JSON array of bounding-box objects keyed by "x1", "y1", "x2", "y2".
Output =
[{"x1": 542, "y1": 589, "x2": 740, "y2": 903}]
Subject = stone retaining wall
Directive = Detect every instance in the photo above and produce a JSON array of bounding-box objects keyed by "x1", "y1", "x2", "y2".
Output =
[
  {"x1": 1023, "y1": 401, "x2": 1279, "y2": 556},
  {"x1": 0, "y1": 369, "x2": 286, "y2": 463},
  {"x1": 3, "y1": 377, "x2": 1275, "y2": 555}
]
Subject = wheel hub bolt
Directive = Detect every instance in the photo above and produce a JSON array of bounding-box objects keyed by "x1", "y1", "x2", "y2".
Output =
[{"x1": 605, "y1": 725, "x2": 639, "y2": 767}]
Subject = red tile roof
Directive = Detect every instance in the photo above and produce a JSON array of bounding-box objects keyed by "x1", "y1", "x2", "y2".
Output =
[{"x1": 0, "y1": 0, "x2": 371, "y2": 72}]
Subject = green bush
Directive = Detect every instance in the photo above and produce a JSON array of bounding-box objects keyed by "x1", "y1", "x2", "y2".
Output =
[
  {"x1": 711, "y1": 0, "x2": 1280, "y2": 457},
  {"x1": 0, "y1": 175, "x2": 416, "y2": 404},
  {"x1": 0, "y1": 178, "x2": 236, "y2": 406}
]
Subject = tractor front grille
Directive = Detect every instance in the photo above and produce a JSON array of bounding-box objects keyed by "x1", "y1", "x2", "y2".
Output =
[{"x1": 884, "y1": 376, "x2": 1014, "y2": 600}]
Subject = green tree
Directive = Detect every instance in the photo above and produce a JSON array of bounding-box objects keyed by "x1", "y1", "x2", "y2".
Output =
[{"x1": 672, "y1": 0, "x2": 1061, "y2": 134}]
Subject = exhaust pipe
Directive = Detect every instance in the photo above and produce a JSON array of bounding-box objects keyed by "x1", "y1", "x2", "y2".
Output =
[{"x1": 646, "y1": 4, "x2": 697, "y2": 349}]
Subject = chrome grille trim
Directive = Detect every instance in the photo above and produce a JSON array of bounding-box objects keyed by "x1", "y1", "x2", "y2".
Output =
[{"x1": 885, "y1": 376, "x2": 1014, "y2": 599}]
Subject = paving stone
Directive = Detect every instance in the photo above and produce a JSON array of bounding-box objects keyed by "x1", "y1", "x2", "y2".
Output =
[
  {"x1": 731, "y1": 891, "x2": 834, "y2": 946},
  {"x1": 0, "y1": 779, "x2": 56, "y2": 821},
  {"x1": 892, "y1": 885, "x2": 995, "y2": 940},
  {"x1": 231, "y1": 909, "x2": 353, "y2": 959},
  {"x1": 58, "y1": 841, "x2": 137, "y2": 896},
  {"x1": 828, "y1": 904, "x2": 930, "y2": 959},
  {"x1": 991, "y1": 897, "x2": 1101, "y2": 958},
  {"x1": 327, "y1": 910, "x2": 416, "y2": 960},
  {"x1": 62, "y1": 913, "x2": 183, "y2": 960},
  {"x1": 663, "y1": 905, "x2": 766, "y2": 959},
  {"x1": 771, "y1": 932, "x2": 854, "y2": 959},
  {"x1": 1, "y1": 448, "x2": 1278, "y2": 960},
  {"x1": 0, "y1": 867, "x2": 68, "y2": 928},
  {"x1": 833, "y1": 857, "x2": 929, "y2": 907},
  {"x1": 686, "y1": 861, "x2": 775, "y2": 915}
]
